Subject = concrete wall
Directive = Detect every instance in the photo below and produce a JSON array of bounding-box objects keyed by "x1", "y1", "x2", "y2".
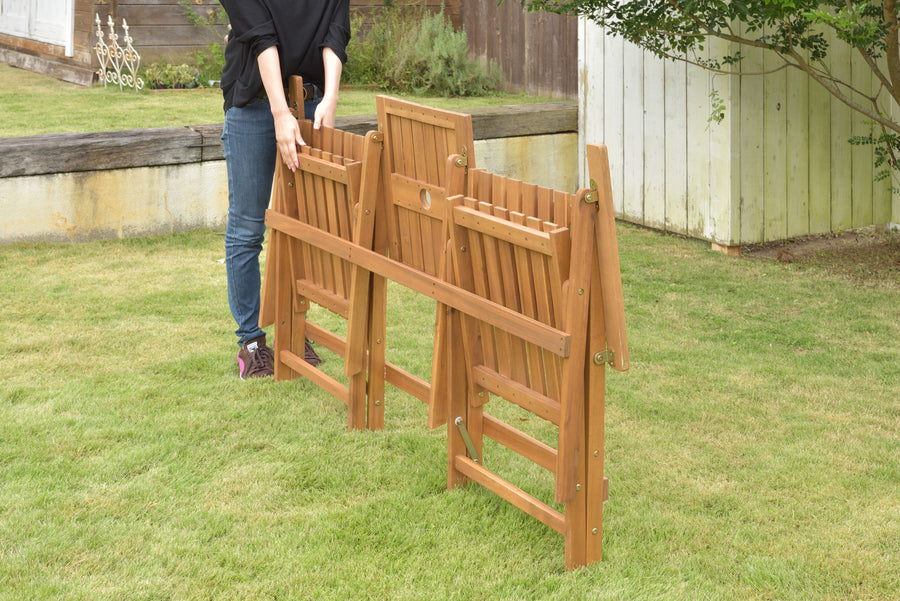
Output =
[{"x1": 0, "y1": 103, "x2": 577, "y2": 244}]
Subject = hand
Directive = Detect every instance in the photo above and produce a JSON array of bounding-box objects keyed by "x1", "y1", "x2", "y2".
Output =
[
  {"x1": 313, "y1": 94, "x2": 338, "y2": 130},
  {"x1": 273, "y1": 108, "x2": 305, "y2": 172}
]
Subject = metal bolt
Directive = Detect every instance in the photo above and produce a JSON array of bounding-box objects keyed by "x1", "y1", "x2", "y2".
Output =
[
  {"x1": 376, "y1": 338, "x2": 382, "y2": 344},
  {"x1": 365, "y1": 209, "x2": 371, "y2": 215},
  {"x1": 578, "y1": 288, "x2": 584, "y2": 295},
  {"x1": 576, "y1": 484, "x2": 581, "y2": 491},
  {"x1": 375, "y1": 400, "x2": 381, "y2": 406},
  {"x1": 460, "y1": 245, "x2": 467, "y2": 252},
  {"x1": 594, "y1": 450, "x2": 600, "y2": 457},
  {"x1": 592, "y1": 528, "x2": 599, "y2": 535},
  {"x1": 288, "y1": 181, "x2": 294, "y2": 188}
]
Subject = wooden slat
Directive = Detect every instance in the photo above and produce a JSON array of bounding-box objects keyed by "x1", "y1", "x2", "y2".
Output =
[
  {"x1": 385, "y1": 362, "x2": 431, "y2": 403},
  {"x1": 280, "y1": 349, "x2": 349, "y2": 406},
  {"x1": 345, "y1": 131, "x2": 384, "y2": 377},
  {"x1": 520, "y1": 183, "x2": 538, "y2": 219},
  {"x1": 294, "y1": 278, "x2": 350, "y2": 318},
  {"x1": 583, "y1": 238, "x2": 609, "y2": 565},
  {"x1": 377, "y1": 96, "x2": 463, "y2": 130},
  {"x1": 492, "y1": 206, "x2": 528, "y2": 385},
  {"x1": 529, "y1": 233, "x2": 561, "y2": 400},
  {"x1": 510, "y1": 212, "x2": 548, "y2": 395},
  {"x1": 461, "y1": 200, "x2": 499, "y2": 372},
  {"x1": 482, "y1": 415, "x2": 557, "y2": 473},
  {"x1": 454, "y1": 456, "x2": 565, "y2": 535},
  {"x1": 264, "y1": 211, "x2": 571, "y2": 356},
  {"x1": 587, "y1": 144, "x2": 630, "y2": 371},
  {"x1": 389, "y1": 174, "x2": 448, "y2": 219},
  {"x1": 476, "y1": 201, "x2": 514, "y2": 377},
  {"x1": 297, "y1": 153, "x2": 354, "y2": 185},
  {"x1": 472, "y1": 365, "x2": 561, "y2": 425},
  {"x1": 411, "y1": 119, "x2": 429, "y2": 181},
  {"x1": 554, "y1": 192, "x2": 595, "y2": 504},
  {"x1": 453, "y1": 205, "x2": 554, "y2": 254}
]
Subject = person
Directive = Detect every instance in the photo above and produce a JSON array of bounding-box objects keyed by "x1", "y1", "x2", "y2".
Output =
[{"x1": 218, "y1": 0, "x2": 351, "y2": 379}]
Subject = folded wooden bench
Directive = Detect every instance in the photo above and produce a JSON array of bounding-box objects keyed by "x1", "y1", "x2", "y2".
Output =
[{"x1": 442, "y1": 144, "x2": 628, "y2": 569}]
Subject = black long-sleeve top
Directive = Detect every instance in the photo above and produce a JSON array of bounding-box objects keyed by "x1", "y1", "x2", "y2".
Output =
[{"x1": 218, "y1": 0, "x2": 350, "y2": 112}]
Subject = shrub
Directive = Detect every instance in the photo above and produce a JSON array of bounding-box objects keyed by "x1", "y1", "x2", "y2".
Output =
[
  {"x1": 345, "y1": 3, "x2": 501, "y2": 97},
  {"x1": 179, "y1": 0, "x2": 229, "y2": 86},
  {"x1": 142, "y1": 63, "x2": 200, "y2": 89},
  {"x1": 386, "y1": 10, "x2": 501, "y2": 96}
]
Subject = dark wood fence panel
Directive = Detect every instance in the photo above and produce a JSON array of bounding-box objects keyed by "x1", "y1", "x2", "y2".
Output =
[
  {"x1": 352, "y1": 0, "x2": 460, "y2": 30},
  {"x1": 460, "y1": 0, "x2": 577, "y2": 100},
  {"x1": 88, "y1": 0, "x2": 461, "y2": 64}
]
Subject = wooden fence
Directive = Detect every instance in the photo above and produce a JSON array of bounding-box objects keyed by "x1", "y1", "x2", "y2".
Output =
[
  {"x1": 460, "y1": 0, "x2": 577, "y2": 100},
  {"x1": 579, "y1": 22, "x2": 899, "y2": 247}
]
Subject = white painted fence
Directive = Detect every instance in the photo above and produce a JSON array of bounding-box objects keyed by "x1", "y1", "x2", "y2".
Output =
[{"x1": 578, "y1": 20, "x2": 900, "y2": 246}]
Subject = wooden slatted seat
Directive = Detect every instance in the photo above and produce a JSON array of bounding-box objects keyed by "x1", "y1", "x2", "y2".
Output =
[
  {"x1": 443, "y1": 144, "x2": 628, "y2": 569},
  {"x1": 260, "y1": 77, "x2": 385, "y2": 429},
  {"x1": 375, "y1": 96, "x2": 475, "y2": 428}
]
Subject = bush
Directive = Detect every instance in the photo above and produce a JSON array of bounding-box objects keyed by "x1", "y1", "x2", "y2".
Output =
[
  {"x1": 142, "y1": 63, "x2": 200, "y2": 89},
  {"x1": 389, "y1": 10, "x2": 501, "y2": 96},
  {"x1": 345, "y1": 4, "x2": 501, "y2": 97},
  {"x1": 179, "y1": 0, "x2": 229, "y2": 86},
  {"x1": 191, "y1": 42, "x2": 227, "y2": 86}
]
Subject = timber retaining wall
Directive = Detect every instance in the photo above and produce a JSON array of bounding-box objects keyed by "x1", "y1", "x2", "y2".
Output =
[{"x1": 0, "y1": 103, "x2": 577, "y2": 244}]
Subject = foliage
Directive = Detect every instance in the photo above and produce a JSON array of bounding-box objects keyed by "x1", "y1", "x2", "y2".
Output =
[
  {"x1": 850, "y1": 126, "x2": 900, "y2": 187},
  {"x1": 346, "y1": 3, "x2": 501, "y2": 96},
  {"x1": 178, "y1": 0, "x2": 229, "y2": 85},
  {"x1": 518, "y1": 0, "x2": 900, "y2": 177},
  {"x1": 141, "y1": 62, "x2": 200, "y2": 89},
  {"x1": 343, "y1": 2, "x2": 421, "y2": 85},
  {"x1": 386, "y1": 10, "x2": 502, "y2": 96},
  {"x1": 190, "y1": 43, "x2": 228, "y2": 86}
]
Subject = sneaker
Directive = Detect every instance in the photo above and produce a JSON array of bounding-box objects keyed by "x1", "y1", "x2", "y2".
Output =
[
  {"x1": 304, "y1": 338, "x2": 322, "y2": 367},
  {"x1": 237, "y1": 336, "x2": 275, "y2": 379}
]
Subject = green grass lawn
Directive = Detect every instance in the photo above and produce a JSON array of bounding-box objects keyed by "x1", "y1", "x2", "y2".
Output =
[
  {"x1": 1, "y1": 224, "x2": 897, "y2": 600},
  {"x1": 0, "y1": 63, "x2": 564, "y2": 137}
]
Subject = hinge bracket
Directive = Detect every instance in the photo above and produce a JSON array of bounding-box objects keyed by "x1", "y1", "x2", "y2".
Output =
[{"x1": 593, "y1": 349, "x2": 614, "y2": 366}]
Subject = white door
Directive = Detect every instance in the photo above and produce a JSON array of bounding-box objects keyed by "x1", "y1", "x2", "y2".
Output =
[
  {"x1": 0, "y1": 0, "x2": 74, "y2": 56},
  {"x1": 0, "y1": 0, "x2": 31, "y2": 38}
]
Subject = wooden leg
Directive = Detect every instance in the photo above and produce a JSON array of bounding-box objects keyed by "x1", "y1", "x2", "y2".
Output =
[
  {"x1": 366, "y1": 274, "x2": 387, "y2": 430},
  {"x1": 568, "y1": 249, "x2": 610, "y2": 569},
  {"x1": 446, "y1": 308, "x2": 471, "y2": 490},
  {"x1": 273, "y1": 229, "x2": 299, "y2": 381}
]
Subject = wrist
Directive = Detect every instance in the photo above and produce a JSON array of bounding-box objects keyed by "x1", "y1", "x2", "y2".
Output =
[{"x1": 270, "y1": 104, "x2": 292, "y2": 118}]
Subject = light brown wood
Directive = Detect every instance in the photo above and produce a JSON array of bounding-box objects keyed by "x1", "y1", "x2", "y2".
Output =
[
  {"x1": 265, "y1": 212, "x2": 570, "y2": 356},
  {"x1": 482, "y1": 415, "x2": 557, "y2": 473},
  {"x1": 587, "y1": 144, "x2": 630, "y2": 372},
  {"x1": 262, "y1": 102, "x2": 383, "y2": 430},
  {"x1": 438, "y1": 156, "x2": 628, "y2": 569},
  {"x1": 261, "y1": 99, "x2": 627, "y2": 569},
  {"x1": 454, "y1": 456, "x2": 565, "y2": 534}
]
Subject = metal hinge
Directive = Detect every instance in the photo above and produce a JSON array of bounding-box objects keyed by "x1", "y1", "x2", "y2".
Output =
[{"x1": 593, "y1": 349, "x2": 614, "y2": 366}]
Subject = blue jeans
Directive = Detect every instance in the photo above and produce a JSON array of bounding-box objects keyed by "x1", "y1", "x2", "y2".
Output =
[{"x1": 223, "y1": 93, "x2": 319, "y2": 346}]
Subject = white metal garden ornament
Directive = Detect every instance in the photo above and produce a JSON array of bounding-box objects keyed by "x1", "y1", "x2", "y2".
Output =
[{"x1": 95, "y1": 14, "x2": 144, "y2": 91}]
